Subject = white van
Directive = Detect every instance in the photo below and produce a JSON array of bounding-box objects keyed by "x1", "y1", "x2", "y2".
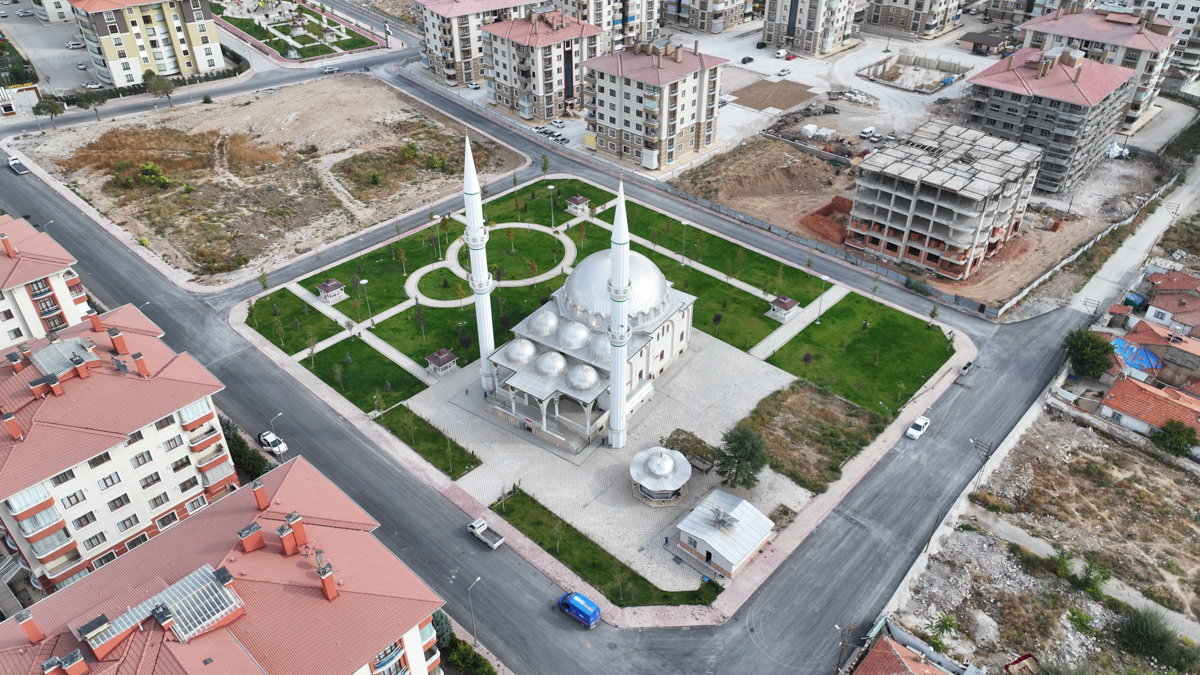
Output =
[{"x1": 775, "y1": 49, "x2": 788, "y2": 58}]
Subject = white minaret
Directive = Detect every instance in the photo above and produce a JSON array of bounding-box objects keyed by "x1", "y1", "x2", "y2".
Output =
[
  {"x1": 607, "y1": 181, "x2": 632, "y2": 449},
  {"x1": 463, "y1": 138, "x2": 497, "y2": 392}
]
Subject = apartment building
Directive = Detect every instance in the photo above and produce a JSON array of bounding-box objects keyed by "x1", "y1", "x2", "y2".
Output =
[
  {"x1": 554, "y1": 0, "x2": 658, "y2": 52},
  {"x1": 33, "y1": 0, "x2": 74, "y2": 23},
  {"x1": 1147, "y1": 0, "x2": 1200, "y2": 69},
  {"x1": 582, "y1": 38, "x2": 727, "y2": 170},
  {"x1": 763, "y1": 0, "x2": 855, "y2": 55},
  {"x1": 1020, "y1": 6, "x2": 1176, "y2": 128},
  {"x1": 0, "y1": 216, "x2": 91, "y2": 354},
  {"x1": 1028, "y1": 0, "x2": 1094, "y2": 19},
  {"x1": 866, "y1": 0, "x2": 960, "y2": 39},
  {"x1": 986, "y1": 0, "x2": 1030, "y2": 22},
  {"x1": 420, "y1": 0, "x2": 535, "y2": 86},
  {"x1": 965, "y1": 47, "x2": 1135, "y2": 192},
  {"x1": 483, "y1": 8, "x2": 603, "y2": 121},
  {"x1": 68, "y1": 0, "x2": 225, "y2": 86},
  {"x1": 0, "y1": 304, "x2": 238, "y2": 600},
  {"x1": 846, "y1": 122, "x2": 1043, "y2": 280},
  {"x1": 0, "y1": 457, "x2": 446, "y2": 675},
  {"x1": 661, "y1": 0, "x2": 749, "y2": 33}
]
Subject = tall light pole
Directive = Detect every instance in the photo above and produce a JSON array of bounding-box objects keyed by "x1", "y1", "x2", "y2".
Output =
[
  {"x1": 834, "y1": 624, "x2": 856, "y2": 675},
  {"x1": 270, "y1": 412, "x2": 283, "y2": 437},
  {"x1": 816, "y1": 274, "x2": 829, "y2": 324},
  {"x1": 468, "y1": 576, "x2": 481, "y2": 646},
  {"x1": 360, "y1": 278, "x2": 373, "y2": 323},
  {"x1": 548, "y1": 184, "x2": 556, "y2": 232}
]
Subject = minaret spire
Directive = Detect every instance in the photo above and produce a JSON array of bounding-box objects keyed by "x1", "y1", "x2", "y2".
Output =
[
  {"x1": 607, "y1": 180, "x2": 632, "y2": 449},
  {"x1": 463, "y1": 137, "x2": 497, "y2": 392}
]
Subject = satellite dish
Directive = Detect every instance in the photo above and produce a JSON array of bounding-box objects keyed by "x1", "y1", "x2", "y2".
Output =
[
  {"x1": 112, "y1": 357, "x2": 128, "y2": 374},
  {"x1": 710, "y1": 506, "x2": 739, "y2": 532}
]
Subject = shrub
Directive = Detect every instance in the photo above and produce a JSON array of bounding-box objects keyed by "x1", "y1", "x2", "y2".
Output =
[
  {"x1": 1114, "y1": 606, "x2": 1200, "y2": 669},
  {"x1": 445, "y1": 638, "x2": 496, "y2": 675},
  {"x1": 203, "y1": 94, "x2": 214, "y2": 104},
  {"x1": 219, "y1": 415, "x2": 273, "y2": 479},
  {"x1": 1038, "y1": 661, "x2": 1095, "y2": 675},
  {"x1": 431, "y1": 609, "x2": 453, "y2": 650},
  {"x1": 904, "y1": 275, "x2": 932, "y2": 296},
  {"x1": 1151, "y1": 418, "x2": 1198, "y2": 457}
]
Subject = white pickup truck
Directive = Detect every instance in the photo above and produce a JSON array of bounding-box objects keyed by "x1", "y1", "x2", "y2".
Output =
[
  {"x1": 7, "y1": 156, "x2": 28, "y2": 175},
  {"x1": 467, "y1": 518, "x2": 505, "y2": 550}
]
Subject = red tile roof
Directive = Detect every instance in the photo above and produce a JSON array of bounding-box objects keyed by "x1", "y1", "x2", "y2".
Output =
[
  {"x1": 1020, "y1": 8, "x2": 1178, "y2": 53},
  {"x1": 854, "y1": 637, "x2": 947, "y2": 675},
  {"x1": 1152, "y1": 295, "x2": 1200, "y2": 328},
  {"x1": 420, "y1": 0, "x2": 527, "y2": 18},
  {"x1": 1125, "y1": 319, "x2": 1200, "y2": 356},
  {"x1": 1148, "y1": 269, "x2": 1200, "y2": 292},
  {"x1": 1103, "y1": 376, "x2": 1200, "y2": 432},
  {"x1": 482, "y1": 11, "x2": 603, "y2": 47},
  {"x1": 0, "y1": 216, "x2": 76, "y2": 290},
  {"x1": 0, "y1": 305, "x2": 224, "y2": 499},
  {"x1": 583, "y1": 45, "x2": 728, "y2": 87},
  {"x1": 968, "y1": 47, "x2": 1135, "y2": 107},
  {"x1": 0, "y1": 457, "x2": 444, "y2": 675},
  {"x1": 1109, "y1": 304, "x2": 1132, "y2": 315}
]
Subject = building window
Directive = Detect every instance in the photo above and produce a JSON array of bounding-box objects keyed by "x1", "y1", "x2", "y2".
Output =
[
  {"x1": 126, "y1": 430, "x2": 144, "y2": 446},
  {"x1": 117, "y1": 514, "x2": 140, "y2": 532},
  {"x1": 149, "y1": 492, "x2": 170, "y2": 509},
  {"x1": 156, "y1": 511, "x2": 179, "y2": 530},
  {"x1": 72, "y1": 511, "x2": 96, "y2": 530},
  {"x1": 186, "y1": 495, "x2": 207, "y2": 512},
  {"x1": 98, "y1": 472, "x2": 121, "y2": 490},
  {"x1": 171, "y1": 456, "x2": 191, "y2": 473},
  {"x1": 1111, "y1": 411, "x2": 1124, "y2": 423},
  {"x1": 687, "y1": 536, "x2": 698, "y2": 548},
  {"x1": 139, "y1": 472, "x2": 162, "y2": 490},
  {"x1": 1154, "y1": 309, "x2": 1168, "y2": 319},
  {"x1": 179, "y1": 476, "x2": 199, "y2": 493},
  {"x1": 6, "y1": 328, "x2": 20, "y2": 340},
  {"x1": 107, "y1": 493, "x2": 131, "y2": 511},
  {"x1": 0, "y1": 310, "x2": 12, "y2": 321},
  {"x1": 162, "y1": 435, "x2": 183, "y2": 452},
  {"x1": 131, "y1": 450, "x2": 153, "y2": 468},
  {"x1": 126, "y1": 532, "x2": 149, "y2": 551},
  {"x1": 50, "y1": 470, "x2": 75, "y2": 486},
  {"x1": 88, "y1": 452, "x2": 112, "y2": 469},
  {"x1": 62, "y1": 490, "x2": 85, "y2": 509},
  {"x1": 177, "y1": 399, "x2": 210, "y2": 423},
  {"x1": 82, "y1": 532, "x2": 107, "y2": 550},
  {"x1": 154, "y1": 415, "x2": 176, "y2": 431},
  {"x1": 92, "y1": 550, "x2": 118, "y2": 569}
]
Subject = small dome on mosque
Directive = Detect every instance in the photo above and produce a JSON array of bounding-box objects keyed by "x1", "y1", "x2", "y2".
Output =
[
  {"x1": 528, "y1": 309, "x2": 559, "y2": 337},
  {"x1": 588, "y1": 334, "x2": 610, "y2": 362},
  {"x1": 535, "y1": 351, "x2": 567, "y2": 377},
  {"x1": 566, "y1": 365, "x2": 600, "y2": 390},
  {"x1": 558, "y1": 322, "x2": 590, "y2": 350},
  {"x1": 504, "y1": 339, "x2": 537, "y2": 364}
]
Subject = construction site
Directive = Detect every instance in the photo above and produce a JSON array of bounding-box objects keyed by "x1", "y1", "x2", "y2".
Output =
[{"x1": 856, "y1": 51, "x2": 973, "y2": 94}]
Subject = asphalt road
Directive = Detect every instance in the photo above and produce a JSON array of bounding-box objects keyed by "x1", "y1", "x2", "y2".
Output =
[{"x1": 0, "y1": 40, "x2": 1091, "y2": 674}]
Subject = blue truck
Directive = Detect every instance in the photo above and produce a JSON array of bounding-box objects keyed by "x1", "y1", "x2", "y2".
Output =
[{"x1": 557, "y1": 592, "x2": 600, "y2": 629}]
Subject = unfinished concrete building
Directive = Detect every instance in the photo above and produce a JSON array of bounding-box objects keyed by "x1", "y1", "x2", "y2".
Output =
[
  {"x1": 846, "y1": 122, "x2": 1043, "y2": 280},
  {"x1": 965, "y1": 47, "x2": 1135, "y2": 193}
]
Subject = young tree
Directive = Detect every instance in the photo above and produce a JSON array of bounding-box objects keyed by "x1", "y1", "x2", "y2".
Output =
[
  {"x1": 75, "y1": 88, "x2": 107, "y2": 121},
  {"x1": 1063, "y1": 328, "x2": 1115, "y2": 379},
  {"x1": 331, "y1": 363, "x2": 345, "y2": 390},
  {"x1": 306, "y1": 331, "x2": 318, "y2": 368},
  {"x1": 454, "y1": 283, "x2": 466, "y2": 310},
  {"x1": 257, "y1": 267, "x2": 270, "y2": 297},
  {"x1": 507, "y1": 227, "x2": 516, "y2": 252},
  {"x1": 398, "y1": 247, "x2": 407, "y2": 275},
  {"x1": 1151, "y1": 419, "x2": 1198, "y2": 457},
  {"x1": 374, "y1": 388, "x2": 385, "y2": 417},
  {"x1": 247, "y1": 299, "x2": 258, "y2": 327},
  {"x1": 459, "y1": 334, "x2": 472, "y2": 351},
  {"x1": 871, "y1": 275, "x2": 880, "y2": 304},
  {"x1": 928, "y1": 304, "x2": 939, "y2": 328},
  {"x1": 529, "y1": 260, "x2": 538, "y2": 281},
  {"x1": 513, "y1": 173, "x2": 519, "y2": 187},
  {"x1": 736, "y1": 249, "x2": 744, "y2": 277},
  {"x1": 32, "y1": 98, "x2": 65, "y2": 129},
  {"x1": 540, "y1": 153, "x2": 549, "y2": 174},
  {"x1": 344, "y1": 351, "x2": 353, "y2": 367},
  {"x1": 415, "y1": 305, "x2": 427, "y2": 341},
  {"x1": 802, "y1": 352, "x2": 814, "y2": 371},
  {"x1": 712, "y1": 313, "x2": 723, "y2": 335},
  {"x1": 272, "y1": 317, "x2": 285, "y2": 347},
  {"x1": 399, "y1": 405, "x2": 418, "y2": 443},
  {"x1": 144, "y1": 71, "x2": 176, "y2": 106},
  {"x1": 480, "y1": 183, "x2": 490, "y2": 200},
  {"x1": 293, "y1": 316, "x2": 300, "y2": 331},
  {"x1": 713, "y1": 424, "x2": 768, "y2": 489},
  {"x1": 351, "y1": 297, "x2": 361, "y2": 321},
  {"x1": 551, "y1": 519, "x2": 564, "y2": 553}
]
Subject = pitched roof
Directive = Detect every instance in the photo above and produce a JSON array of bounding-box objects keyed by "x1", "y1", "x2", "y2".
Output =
[
  {"x1": 961, "y1": 31, "x2": 1005, "y2": 46},
  {"x1": 482, "y1": 11, "x2": 603, "y2": 47},
  {"x1": 854, "y1": 637, "x2": 949, "y2": 675},
  {"x1": 0, "y1": 458, "x2": 444, "y2": 675},
  {"x1": 677, "y1": 490, "x2": 773, "y2": 566},
  {"x1": 968, "y1": 47, "x2": 1135, "y2": 107},
  {"x1": 1149, "y1": 269, "x2": 1200, "y2": 292},
  {"x1": 419, "y1": 0, "x2": 529, "y2": 18},
  {"x1": 1149, "y1": 295, "x2": 1200, "y2": 328},
  {"x1": 0, "y1": 306, "x2": 223, "y2": 499},
  {"x1": 1020, "y1": 8, "x2": 1178, "y2": 53},
  {"x1": 1102, "y1": 376, "x2": 1200, "y2": 432},
  {"x1": 1107, "y1": 335, "x2": 1163, "y2": 375},
  {"x1": 583, "y1": 44, "x2": 728, "y2": 87},
  {"x1": 1125, "y1": 319, "x2": 1200, "y2": 356},
  {"x1": 0, "y1": 216, "x2": 76, "y2": 290}
]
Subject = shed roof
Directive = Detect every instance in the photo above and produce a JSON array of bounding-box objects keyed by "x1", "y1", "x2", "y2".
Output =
[
  {"x1": 961, "y1": 32, "x2": 1005, "y2": 46},
  {"x1": 677, "y1": 490, "x2": 772, "y2": 567}
]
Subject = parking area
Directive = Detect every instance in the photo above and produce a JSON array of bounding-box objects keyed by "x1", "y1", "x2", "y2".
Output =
[{"x1": 0, "y1": 14, "x2": 98, "y2": 95}]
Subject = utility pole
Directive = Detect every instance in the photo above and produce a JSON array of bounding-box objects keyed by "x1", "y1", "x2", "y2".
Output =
[{"x1": 834, "y1": 623, "x2": 856, "y2": 675}]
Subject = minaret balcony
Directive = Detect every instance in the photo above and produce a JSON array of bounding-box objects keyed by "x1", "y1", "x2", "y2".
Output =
[{"x1": 608, "y1": 280, "x2": 631, "y2": 301}]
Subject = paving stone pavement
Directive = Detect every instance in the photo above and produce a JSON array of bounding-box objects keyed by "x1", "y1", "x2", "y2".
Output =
[
  {"x1": 749, "y1": 285, "x2": 852, "y2": 359},
  {"x1": 406, "y1": 331, "x2": 803, "y2": 591}
]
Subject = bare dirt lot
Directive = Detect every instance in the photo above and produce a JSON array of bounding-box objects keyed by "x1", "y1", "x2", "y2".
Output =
[
  {"x1": 15, "y1": 75, "x2": 519, "y2": 283},
  {"x1": 726, "y1": 79, "x2": 816, "y2": 112},
  {"x1": 671, "y1": 137, "x2": 856, "y2": 233}
]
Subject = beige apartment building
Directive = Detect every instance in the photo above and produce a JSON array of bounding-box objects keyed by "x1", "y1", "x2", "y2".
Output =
[
  {"x1": 483, "y1": 9, "x2": 603, "y2": 121},
  {"x1": 0, "y1": 216, "x2": 92, "y2": 353},
  {"x1": 420, "y1": 0, "x2": 535, "y2": 86},
  {"x1": 661, "y1": 0, "x2": 751, "y2": 33},
  {"x1": 583, "y1": 38, "x2": 726, "y2": 170},
  {"x1": 763, "y1": 0, "x2": 855, "y2": 55},
  {"x1": 866, "y1": 0, "x2": 960, "y2": 38},
  {"x1": 68, "y1": 0, "x2": 225, "y2": 86},
  {"x1": 554, "y1": 0, "x2": 659, "y2": 52}
]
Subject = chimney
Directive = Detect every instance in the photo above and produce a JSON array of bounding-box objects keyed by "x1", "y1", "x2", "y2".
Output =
[
  {"x1": 1006, "y1": 55, "x2": 1014, "y2": 71},
  {"x1": 60, "y1": 650, "x2": 87, "y2": 675},
  {"x1": 656, "y1": 52, "x2": 662, "y2": 69},
  {"x1": 71, "y1": 355, "x2": 89, "y2": 380},
  {"x1": 277, "y1": 523, "x2": 298, "y2": 556},
  {"x1": 49, "y1": 376, "x2": 63, "y2": 397},
  {"x1": 0, "y1": 233, "x2": 16, "y2": 259},
  {"x1": 107, "y1": 328, "x2": 128, "y2": 355},
  {"x1": 214, "y1": 566, "x2": 235, "y2": 589},
  {"x1": 131, "y1": 352, "x2": 149, "y2": 378},
  {"x1": 88, "y1": 313, "x2": 103, "y2": 333},
  {"x1": 286, "y1": 511, "x2": 308, "y2": 546},
  {"x1": 19, "y1": 344, "x2": 30, "y2": 360},
  {"x1": 40, "y1": 656, "x2": 64, "y2": 675},
  {"x1": 30, "y1": 378, "x2": 51, "y2": 399},
  {"x1": 318, "y1": 562, "x2": 338, "y2": 601},
  {"x1": 1074, "y1": 64, "x2": 1083, "y2": 82},
  {"x1": 3, "y1": 412, "x2": 22, "y2": 441},
  {"x1": 694, "y1": 39, "x2": 700, "y2": 54},
  {"x1": 7, "y1": 352, "x2": 22, "y2": 373},
  {"x1": 674, "y1": 47, "x2": 683, "y2": 63},
  {"x1": 151, "y1": 604, "x2": 174, "y2": 632},
  {"x1": 252, "y1": 479, "x2": 269, "y2": 510},
  {"x1": 238, "y1": 522, "x2": 265, "y2": 553},
  {"x1": 16, "y1": 609, "x2": 42, "y2": 643}
]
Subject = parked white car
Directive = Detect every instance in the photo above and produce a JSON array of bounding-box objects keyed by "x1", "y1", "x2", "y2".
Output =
[
  {"x1": 906, "y1": 416, "x2": 931, "y2": 440},
  {"x1": 777, "y1": 68, "x2": 791, "y2": 77},
  {"x1": 322, "y1": 66, "x2": 339, "y2": 74},
  {"x1": 550, "y1": 119, "x2": 565, "y2": 128},
  {"x1": 466, "y1": 82, "x2": 481, "y2": 90},
  {"x1": 65, "y1": 41, "x2": 85, "y2": 49},
  {"x1": 258, "y1": 430, "x2": 289, "y2": 456}
]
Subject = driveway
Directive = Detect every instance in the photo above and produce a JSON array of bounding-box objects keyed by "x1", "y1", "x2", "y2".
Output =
[
  {"x1": 1127, "y1": 97, "x2": 1197, "y2": 152},
  {"x1": 0, "y1": 14, "x2": 94, "y2": 94}
]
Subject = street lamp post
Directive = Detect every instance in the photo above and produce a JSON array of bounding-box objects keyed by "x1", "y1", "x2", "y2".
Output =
[
  {"x1": 548, "y1": 184, "x2": 556, "y2": 232},
  {"x1": 270, "y1": 412, "x2": 283, "y2": 437},
  {"x1": 816, "y1": 274, "x2": 829, "y2": 324},
  {"x1": 360, "y1": 279, "x2": 373, "y2": 323},
  {"x1": 468, "y1": 576, "x2": 481, "y2": 646}
]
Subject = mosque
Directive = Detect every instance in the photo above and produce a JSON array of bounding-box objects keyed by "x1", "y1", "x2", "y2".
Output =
[{"x1": 461, "y1": 140, "x2": 696, "y2": 452}]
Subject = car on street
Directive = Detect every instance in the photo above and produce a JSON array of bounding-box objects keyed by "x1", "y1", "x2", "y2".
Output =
[
  {"x1": 859, "y1": 126, "x2": 876, "y2": 138},
  {"x1": 16, "y1": 10, "x2": 33, "y2": 16},
  {"x1": 258, "y1": 430, "x2": 289, "y2": 456},
  {"x1": 66, "y1": 41, "x2": 85, "y2": 49},
  {"x1": 959, "y1": 361, "x2": 974, "y2": 377},
  {"x1": 777, "y1": 68, "x2": 791, "y2": 76},
  {"x1": 557, "y1": 592, "x2": 600, "y2": 628},
  {"x1": 741, "y1": 56, "x2": 754, "y2": 64},
  {"x1": 718, "y1": 99, "x2": 728, "y2": 106},
  {"x1": 869, "y1": 133, "x2": 884, "y2": 143},
  {"x1": 76, "y1": 62, "x2": 87, "y2": 70},
  {"x1": 82, "y1": 81, "x2": 103, "y2": 89},
  {"x1": 756, "y1": 41, "x2": 767, "y2": 48},
  {"x1": 785, "y1": 53, "x2": 797, "y2": 60},
  {"x1": 906, "y1": 416, "x2": 931, "y2": 440},
  {"x1": 550, "y1": 119, "x2": 564, "y2": 128},
  {"x1": 534, "y1": 125, "x2": 548, "y2": 132},
  {"x1": 322, "y1": 66, "x2": 339, "y2": 74},
  {"x1": 466, "y1": 82, "x2": 480, "y2": 89},
  {"x1": 0, "y1": 11, "x2": 8, "y2": 17}
]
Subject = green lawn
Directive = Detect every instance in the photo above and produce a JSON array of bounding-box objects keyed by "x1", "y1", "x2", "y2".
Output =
[
  {"x1": 766, "y1": 292, "x2": 952, "y2": 415},
  {"x1": 457, "y1": 228, "x2": 563, "y2": 281},
  {"x1": 601, "y1": 201, "x2": 825, "y2": 305},
  {"x1": 209, "y1": 0, "x2": 225, "y2": 14},
  {"x1": 293, "y1": 34, "x2": 317, "y2": 45},
  {"x1": 494, "y1": 488, "x2": 722, "y2": 607},
  {"x1": 223, "y1": 15, "x2": 270, "y2": 40},
  {"x1": 305, "y1": 337, "x2": 426, "y2": 411},
  {"x1": 378, "y1": 405, "x2": 480, "y2": 479},
  {"x1": 335, "y1": 33, "x2": 377, "y2": 51},
  {"x1": 298, "y1": 43, "x2": 336, "y2": 58},
  {"x1": 374, "y1": 276, "x2": 567, "y2": 365},
  {"x1": 564, "y1": 219, "x2": 611, "y2": 261},
  {"x1": 248, "y1": 289, "x2": 340, "y2": 355},
  {"x1": 633, "y1": 242, "x2": 777, "y2": 351},
  {"x1": 484, "y1": 179, "x2": 613, "y2": 227}
]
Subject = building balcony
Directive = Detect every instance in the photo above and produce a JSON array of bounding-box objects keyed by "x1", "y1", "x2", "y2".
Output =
[
  {"x1": 32, "y1": 531, "x2": 76, "y2": 563},
  {"x1": 68, "y1": 283, "x2": 85, "y2": 298},
  {"x1": 189, "y1": 426, "x2": 222, "y2": 452},
  {"x1": 29, "y1": 284, "x2": 52, "y2": 299},
  {"x1": 196, "y1": 447, "x2": 230, "y2": 472},
  {"x1": 373, "y1": 646, "x2": 404, "y2": 673},
  {"x1": 38, "y1": 304, "x2": 62, "y2": 319}
]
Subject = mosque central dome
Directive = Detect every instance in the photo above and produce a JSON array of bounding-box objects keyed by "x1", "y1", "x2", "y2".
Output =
[{"x1": 558, "y1": 250, "x2": 673, "y2": 330}]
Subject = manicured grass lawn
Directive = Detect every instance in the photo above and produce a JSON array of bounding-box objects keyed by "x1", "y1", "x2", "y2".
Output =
[
  {"x1": 456, "y1": 228, "x2": 564, "y2": 281},
  {"x1": 209, "y1": 1, "x2": 225, "y2": 14},
  {"x1": 601, "y1": 201, "x2": 825, "y2": 305},
  {"x1": 374, "y1": 276, "x2": 567, "y2": 365},
  {"x1": 766, "y1": 292, "x2": 952, "y2": 415},
  {"x1": 565, "y1": 219, "x2": 611, "y2": 262},
  {"x1": 293, "y1": 34, "x2": 317, "y2": 45},
  {"x1": 494, "y1": 488, "x2": 722, "y2": 607},
  {"x1": 484, "y1": 179, "x2": 613, "y2": 227},
  {"x1": 633, "y1": 242, "x2": 777, "y2": 351},
  {"x1": 305, "y1": 338, "x2": 426, "y2": 411},
  {"x1": 378, "y1": 405, "x2": 480, "y2": 479},
  {"x1": 247, "y1": 289, "x2": 340, "y2": 355},
  {"x1": 335, "y1": 33, "x2": 377, "y2": 51},
  {"x1": 223, "y1": 15, "x2": 270, "y2": 40}
]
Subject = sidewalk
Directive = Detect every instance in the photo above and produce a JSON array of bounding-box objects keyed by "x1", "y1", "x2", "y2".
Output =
[{"x1": 749, "y1": 285, "x2": 851, "y2": 359}]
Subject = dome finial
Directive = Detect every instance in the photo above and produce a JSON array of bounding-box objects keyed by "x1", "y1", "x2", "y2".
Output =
[{"x1": 463, "y1": 136, "x2": 480, "y2": 196}]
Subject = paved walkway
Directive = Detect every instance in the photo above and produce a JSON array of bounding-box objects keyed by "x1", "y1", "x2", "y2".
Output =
[
  {"x1": 968, "y1": 504, "x2": 1200, "y2": 643},
  {"x1": 749, "y1": 285, "x2": 852, "y2": 359}
]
